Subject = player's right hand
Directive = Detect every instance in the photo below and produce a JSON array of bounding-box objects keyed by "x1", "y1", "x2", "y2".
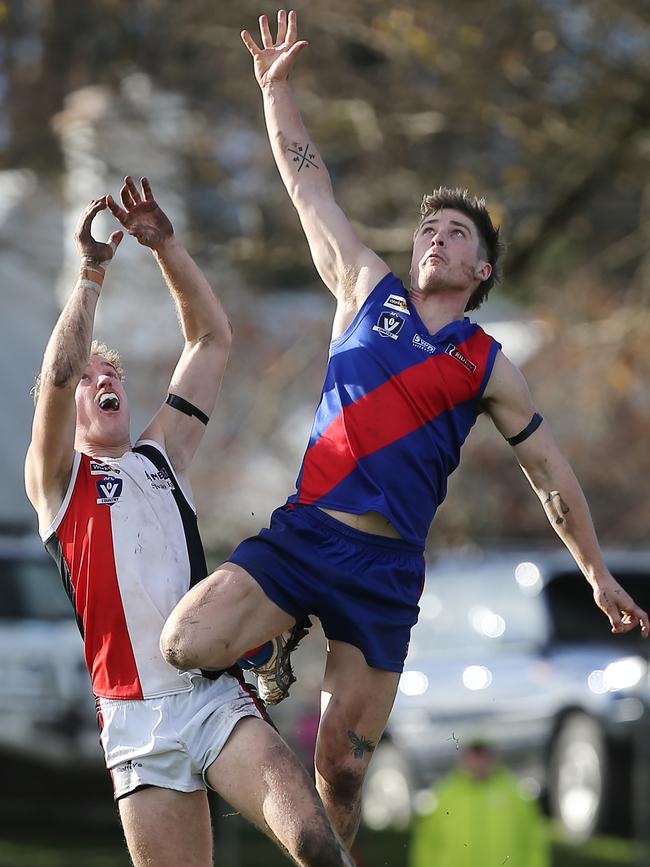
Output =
[
  {"x1": 75, "y1": 197, "x2": 123, "y2": 265},
  {"x1": 241, "y1": 9, "x2": 308, "y2": 89}
]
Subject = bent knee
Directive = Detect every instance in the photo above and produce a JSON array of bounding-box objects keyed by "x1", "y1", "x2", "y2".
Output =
[
  {"x1": 315, "y1": 754, "x2": 367, "y2": 802},
  {"x1": 160, "y1": 614, "x2": 239, "y2": 672},
  {"x1": 159, "y1": 619, "x2": 198, "y2": 670}
]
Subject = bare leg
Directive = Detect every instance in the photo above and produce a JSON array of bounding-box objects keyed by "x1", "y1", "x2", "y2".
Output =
[
  {"x1": 160, "y1": 562, "x2": 295, "y2": 671},
  {"x1": 315, "y1": 641, "x2": 400, "y2": 848},
  {"x1": 118, "y1": 787, "x2": 212, "y2": 867},
  {"x1": 207, "y1": 716, "x2": 355, "y2": 867}
]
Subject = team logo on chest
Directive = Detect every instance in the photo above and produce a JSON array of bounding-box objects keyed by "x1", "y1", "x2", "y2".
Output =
[
  {"x1": 96, "y1": 475, "x2": 123, "y2": 505},
  {"x1": 373, "y1": 311, "x2": 405, "y2": 340}
]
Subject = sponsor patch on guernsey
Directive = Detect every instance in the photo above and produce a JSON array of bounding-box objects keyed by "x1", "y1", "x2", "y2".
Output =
[
  {"x1": 413, "y1": 333, "x2": 436, "y2": 354},
  {"x1": 445, "y1": 343, "x2": 477, "y2": 373},
  {"x1": 90, "y1": 460, "x2": 120, "y2": 475},
  {"x1": 383, "y1": 294, "x2": 410, "y2": 314}
]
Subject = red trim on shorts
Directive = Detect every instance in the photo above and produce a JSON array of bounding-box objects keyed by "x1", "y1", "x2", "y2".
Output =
[{"x1": 236, "y1": 671, "x2": 272, "y2": 724}]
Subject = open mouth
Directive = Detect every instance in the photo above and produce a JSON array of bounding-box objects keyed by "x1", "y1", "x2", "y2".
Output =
[{"x1": 98, "y1": 392, "x2": 120, "y2": 411}]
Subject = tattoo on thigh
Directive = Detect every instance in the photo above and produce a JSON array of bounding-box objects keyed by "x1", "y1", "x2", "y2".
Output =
[
  {"x1": 288, "y1": 141, "x2": 318, "y2": 172},
  {"x1": 545, "y1": 490, "x2": 570, "y2": 525},
  {"x1": 348, "y1": 730, "x2": 376, "y2": 759}
]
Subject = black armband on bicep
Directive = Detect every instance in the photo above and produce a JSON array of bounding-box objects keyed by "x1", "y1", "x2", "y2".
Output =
[
  {"x1": 506, "y1": 412, "x2": 543, "y2": 446},
  {"x1": 165, "y1": 393, "x2": 209, "y2": 426}
]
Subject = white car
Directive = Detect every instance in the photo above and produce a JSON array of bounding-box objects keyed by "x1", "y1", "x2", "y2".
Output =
[
  {"x1": 0, "y1": 533, "x2": 100, "y2": 767},
  {"x1": 363, "y1": 548, "x2": 650, "y2": 842}
]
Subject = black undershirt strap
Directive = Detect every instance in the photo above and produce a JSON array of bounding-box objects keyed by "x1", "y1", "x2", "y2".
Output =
[
  {"x1": 165, "y1": 393, "x2": 209, "y2": 426},
  {"x1": 506, "y1": 412, "x2": 543, "y2": 446}
]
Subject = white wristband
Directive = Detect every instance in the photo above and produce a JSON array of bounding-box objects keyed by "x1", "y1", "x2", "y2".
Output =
[{"x1": 78, "y1": 278, "x2": 102, "y2": 293}]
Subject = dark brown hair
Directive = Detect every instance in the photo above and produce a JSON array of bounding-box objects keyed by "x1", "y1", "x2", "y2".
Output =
[{"x1": 418, "y1": 187, "x2": 504, "y2": 311}]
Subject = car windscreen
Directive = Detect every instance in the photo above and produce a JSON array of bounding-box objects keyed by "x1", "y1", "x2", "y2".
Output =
[
  {"x1": 0, "y1": 557, "x2": 71, "y2": 621},
  {"x1": 546, "y1": 570, "x2": 650, "y2": 646},
  {"x1": 408, "y1": 566, "x2": 548, "y2": 660}
]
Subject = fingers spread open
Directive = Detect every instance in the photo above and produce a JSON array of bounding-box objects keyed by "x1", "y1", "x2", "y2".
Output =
[
  {"x1": 285, "y1": 40, "x2": 308, "y2": 65},
  {"x1": 259, "y1": 14, "x2": 273, "y2": 48},
  {"x1": 286, "y1": 9, "x2": 298, "y2": 44},
  {"x1": 106, "y1": 194, "x2": 129, "y2": 225},
  {"x1": 141, "y1": 177, "x2": 154, "y2": 202},
  {"x1": 241, "y1": 29, "x2": 260, "y2": 55},
  {"x1": 125, "y1": 175, "x2": 142, "y2": 205},
  {"x1": 120, "y1": 181, "x2": 135, "y2": 209},
  {"x1": 276, "y1": 9, "x2": 287, "y2": 44}
]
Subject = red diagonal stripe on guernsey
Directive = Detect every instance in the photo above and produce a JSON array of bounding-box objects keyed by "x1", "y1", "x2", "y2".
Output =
[
  {"x1": 57, "y1": 457, "x2": 142, "y2": 698},
  {"x1": 299, "y1": 331, "x2": 490, "y2": 503}
]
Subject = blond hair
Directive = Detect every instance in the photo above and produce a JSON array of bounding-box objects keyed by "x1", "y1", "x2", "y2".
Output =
[{"x1": 32, "y1": 340, "x2": 125, "y2": 404}]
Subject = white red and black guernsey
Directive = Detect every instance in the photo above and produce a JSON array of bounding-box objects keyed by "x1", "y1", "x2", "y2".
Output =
[{"x1": 41, "y1": 441, "x2": 207, "y2": 700}]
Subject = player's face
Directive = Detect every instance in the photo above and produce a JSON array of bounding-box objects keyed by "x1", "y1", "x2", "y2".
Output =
[
  {"x1": 410, "y1": 208, "x2": 491, "y2": 298},
  {"x1": 74, "y1": 355, "x2": 130, "y2": 448}
]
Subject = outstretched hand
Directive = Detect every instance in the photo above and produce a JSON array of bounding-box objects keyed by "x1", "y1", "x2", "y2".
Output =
[
  {"x1": 241, "y1": 9, "x2": 308, "y2": 88},
  {"x1": 107, "y1": 176, "x2": 174, "y2": 251},
  {"x1": 75, "y1": 198, "x2": 123, "y2": 264},
  {"x1": 593, "y1": 575, "x2": 649, "y2": 638}
]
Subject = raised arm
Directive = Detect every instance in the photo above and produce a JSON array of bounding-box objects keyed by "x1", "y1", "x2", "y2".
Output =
[
  {"x1": 107, "y1": 176, "x2": 231, "y2": 475},
  {"x1": 482, "y1": 351, "x2": 649, "y2": 637},
  {"x1": 25, "y1": 199, "x2": 123, "y2": 529},
  {"x1": 242, "y1": 10, "x2": 388, "y2": 325}
]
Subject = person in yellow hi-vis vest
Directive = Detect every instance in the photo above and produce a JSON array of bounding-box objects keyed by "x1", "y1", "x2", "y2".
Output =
[{"x1": 409, "y1": 740, "x2": 550, "y2": 867}]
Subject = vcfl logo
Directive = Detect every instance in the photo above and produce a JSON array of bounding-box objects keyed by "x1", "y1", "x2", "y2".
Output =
[
  {"x1": 372, "y1": 311, "x2": 405, "y2": 340},
  {"x1": 96, "y1": 476, "x2": 123, "y2": 505}
]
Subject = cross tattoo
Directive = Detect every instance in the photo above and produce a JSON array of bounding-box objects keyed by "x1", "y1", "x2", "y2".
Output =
[{"x1": 288, "y1": 141, "x2": 318, "y2": 171}]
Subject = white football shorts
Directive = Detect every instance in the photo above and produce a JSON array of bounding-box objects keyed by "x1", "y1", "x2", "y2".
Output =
[{"x1": 97, "y1": 674, "x2": 267, "y2": 799}]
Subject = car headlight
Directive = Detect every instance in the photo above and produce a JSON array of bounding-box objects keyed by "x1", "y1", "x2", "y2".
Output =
[{"x1": 587, "y1": 656, "x2": 646, "y2": 693}]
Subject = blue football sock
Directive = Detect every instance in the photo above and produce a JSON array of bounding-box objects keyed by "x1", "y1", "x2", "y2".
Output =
[{"x1": 238, "y1": 641, "x2": 274, "y2": 670}]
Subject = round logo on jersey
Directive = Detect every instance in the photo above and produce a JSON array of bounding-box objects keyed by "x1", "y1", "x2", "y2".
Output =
[{"x1": 372, "y1": 311, "x2": 405, "y2": 340}]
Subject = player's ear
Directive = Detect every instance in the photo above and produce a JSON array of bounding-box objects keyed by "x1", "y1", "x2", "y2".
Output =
[{"x1": 475, "y1": 261, "x2": 491, "y2": 283}]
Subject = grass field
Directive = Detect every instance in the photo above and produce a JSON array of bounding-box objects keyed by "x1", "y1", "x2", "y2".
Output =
[{"x1": 0, "y1": 820, "x2": 641, "y2": 867}]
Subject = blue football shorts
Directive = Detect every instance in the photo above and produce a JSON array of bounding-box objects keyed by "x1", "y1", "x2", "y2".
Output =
[{"x1": 228, "y1": 504, "x2": 425, "y2": 672}]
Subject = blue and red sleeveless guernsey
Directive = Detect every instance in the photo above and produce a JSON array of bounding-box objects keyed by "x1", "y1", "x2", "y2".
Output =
[{"x1": 287, "y1": 273, "x2": 501, "y2": 547}]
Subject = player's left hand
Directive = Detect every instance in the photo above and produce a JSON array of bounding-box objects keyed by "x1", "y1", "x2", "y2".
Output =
[
  {"x1": 107, "y1": 176, "x2": 174, "y2": 251},
  {"x1": 592, "y1": 574, "x2": 649, "y2": 638}
]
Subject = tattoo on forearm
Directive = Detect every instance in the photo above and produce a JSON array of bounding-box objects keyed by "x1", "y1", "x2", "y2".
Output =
[
  {"x1": 288, "y1": 141, "x2": 318, "y2": 171},
  {"x1": 545, "y1": 490, "x2": 570, "y2": 525},
  {"x1": 348, "y1": 730, "x2": 376, "y2": 759}
]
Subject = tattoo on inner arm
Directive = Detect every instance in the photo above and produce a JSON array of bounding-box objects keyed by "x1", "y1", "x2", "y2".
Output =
[
  {"x1": 348, "y1": 730, "x2": 376, "y2": 759},
  {"x1": 545, "y1": 490, "x2": 570, "y2": 525},
  {"x1": 287, "y1": 141, "x2": 318, "y2": 172}
]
